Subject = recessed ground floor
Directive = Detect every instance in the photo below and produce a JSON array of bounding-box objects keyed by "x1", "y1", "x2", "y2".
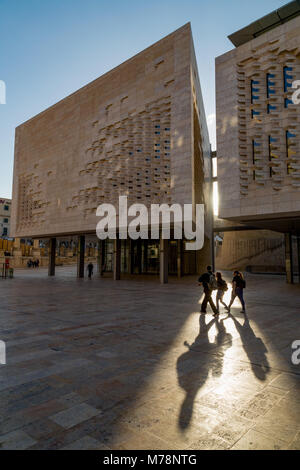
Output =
[{"x1": 0, "y1": 267, "x2": 299, "y2": 450}]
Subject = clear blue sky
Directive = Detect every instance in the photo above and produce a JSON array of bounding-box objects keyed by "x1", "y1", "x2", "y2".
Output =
[{"x1": 0, "y1": 0, "x2": 288, "y2": 198}]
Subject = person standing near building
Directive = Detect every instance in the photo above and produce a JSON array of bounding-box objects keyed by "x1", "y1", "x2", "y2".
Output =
[
  {"x1": 198, "y1": 266, "x2": 218, "y2": 315},
  {"x1": 87, "y1": 262, "x2": 94, "y2": 279},
  {"x1": 216, "y1": 272, "x2": 228, "y2": 313},
  {"x1": 226, "y1": 271, "x2": 246, "y2": 314}
]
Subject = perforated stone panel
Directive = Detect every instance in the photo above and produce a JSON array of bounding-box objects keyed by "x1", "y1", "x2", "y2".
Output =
[
  {"x1": 237, "y1": 42, "x2": 300, "y2": 194},
  {"x1": 11, "y1": 24, "x2": 210, "y2": 238},
  {"x1": 216, "y1": 16, "x2": 300, "y2": 222}
]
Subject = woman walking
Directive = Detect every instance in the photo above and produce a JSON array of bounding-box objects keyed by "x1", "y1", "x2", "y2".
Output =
[
  {"x1": 215, "y1": 272, "x2": 228, "y2": 314},
  {"x1": 226, "y1": 271, "x2": 246, "y2": 314}
]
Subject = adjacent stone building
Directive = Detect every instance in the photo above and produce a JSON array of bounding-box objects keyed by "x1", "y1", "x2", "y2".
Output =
[
  {"x1": 0, "y1": 198, "x2": 11, "y2": 238},
  {"x1": 216, "y1": 0, "x2": 300, "y2": 282},
  {"x1": 11, "y1": 24, "x2": 213, "y2": 282}
]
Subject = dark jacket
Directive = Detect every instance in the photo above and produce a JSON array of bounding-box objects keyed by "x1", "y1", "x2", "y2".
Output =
[{"x1": 199, "y1": 271, "x2": 214, "y2": 291}]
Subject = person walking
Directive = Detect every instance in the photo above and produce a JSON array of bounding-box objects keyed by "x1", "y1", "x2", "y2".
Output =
[
  {"x1": 87, "y1": 262, "x2": 94, "y2": 279},
  {"x1": 226, "y1": 271, "x2": 246, "y2": 314},
  {"x1": 216, "y1": 272, "x2": 228, "y2": 313},
  {"x1": 198, "y1": 266, "x2": 218, "y2": 315}
]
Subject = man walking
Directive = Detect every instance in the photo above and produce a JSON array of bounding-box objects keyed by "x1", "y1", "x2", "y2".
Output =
[
  {"x1": 198, "y1": 266, "x2": 218, "y2": 315},
  {"x1": 87, "y1": 262, "x2": 94, "y2": 279}
]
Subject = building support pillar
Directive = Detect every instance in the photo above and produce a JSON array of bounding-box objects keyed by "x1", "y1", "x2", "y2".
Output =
[
  {"x1": 77, "y1": 235, "x2": 85, "y2": 278},
  {"x1": 14, "y1": 238, "x2": 21, "y2": 250},
  {"x1": 177, "y1": 239, "x2": 184, "y2": 279},
  {"x1": 144, "y1": 240, "x2": 148, "y2": 274},
  {"x1": 137, "y1": 239, "x2": 142, "y2": 274},
  {"x1": 285, "y1": 233, "x2": 294, "y2": 284},
  {"x1": 97, "y1": 240, "x2": 105, "y2": 277},
  {"x1": 13, "y1": 238, "x2": 22, "y2": 267},
  {"x1": 160, "y1": 237, "x2": 168, "y2": 284},
  {"x1": 297, "y1": 236, "x2": 300, "y2": 284},
  {"x1": 33, "y1": 239, "x2": 40, "y2": 250},
  {"x1": 211, "y1": 230, "x2": 216, "y2": 273},
  {"x1": 113, "y1": 238, "x2": 121, "y2": 281},
  {"x1": 32, "y1": 239, "x2": 40, "y2": 264},
  {"x1": 48, "y1": 238, "x2": 56, "y2": 277},
  {"x1": 128, "y1": 240, "x2": 134, "y2": 275},
  {"x1": 129, "y1": 240, "x2": 134, "y2": 274}
]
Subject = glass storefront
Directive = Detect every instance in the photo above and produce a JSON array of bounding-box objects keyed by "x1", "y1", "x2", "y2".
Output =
[{"x1": 100, "y1": 239, "x2": 198, "y2": 276}]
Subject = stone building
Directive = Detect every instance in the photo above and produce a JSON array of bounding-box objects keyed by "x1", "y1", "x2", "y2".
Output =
[
  {"x1": 11, "y1": 24, "x2": 213, "y2": 282},
  {"x1": 0, "y1": 198, "x2": 11, "y2": 238},
  {"x1": 216, "y1": 0, "x2": 300, "y2": 282}
]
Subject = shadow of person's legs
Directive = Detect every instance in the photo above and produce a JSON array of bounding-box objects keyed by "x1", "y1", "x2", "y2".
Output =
[
  {"x1": 229, "y1": 314, "x2": 270, "y2": 381},
  {"x1": 177, "y1": 315, "x2": 232, "y2": 430}
]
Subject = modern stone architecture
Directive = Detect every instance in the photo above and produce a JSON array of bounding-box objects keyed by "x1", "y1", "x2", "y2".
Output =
[
  {"x1": 212, "y1": 152, "x2": 286, "y2": 274},
  {"x1": 216, "y1": 0, "x2": 300, "y2": 282},
  {"x1": 11, "y1": 24, "x2": 213, "y2": 282}
]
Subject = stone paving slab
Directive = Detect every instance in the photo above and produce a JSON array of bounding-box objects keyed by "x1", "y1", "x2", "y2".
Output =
[
  {"x1": 50, "y1": 403, "x2": 101, "y2": 429},
  {"x1": 62, "y1": 435, "x2": 108, "y2": 450},
  {"x1": 0, "y1": 267, "x2": 299, "y2": 450},
  {"x1": 0, "y1": 429, "x2": 37, "y2": 450}
]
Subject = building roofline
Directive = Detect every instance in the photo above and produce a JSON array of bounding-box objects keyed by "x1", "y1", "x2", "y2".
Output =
[
  {"x1": 16, "y1": 23, "x2": 191, "y2": 130},
  {"x1": 228, "y1": 0, "x2": 300, "y2": 47}
]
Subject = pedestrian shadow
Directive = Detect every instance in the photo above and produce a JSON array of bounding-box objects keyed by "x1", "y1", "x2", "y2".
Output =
[
  {"x1": 228, "y1": 314, "x2": 270, "y2": 381},
  {"x1": 176, "y1": 314, "x2": 232, "y2": 430}
]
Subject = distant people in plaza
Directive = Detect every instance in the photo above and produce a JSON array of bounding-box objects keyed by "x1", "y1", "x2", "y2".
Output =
[
  {"x1": 216, "y1": 272, "x2": 228, "y2": 313},
  {"x1": 87, "y1": 262, "x2": 94, "y2": 279},
  {"x1": 198, "y1": 265, "x2": 218, "y2": 315},
  {"x1": 226, "y1": 271, "x2": 246, "y2": 314},
  {"x1": 27, "y1": 259, "x2": 40, "y2": 268}
]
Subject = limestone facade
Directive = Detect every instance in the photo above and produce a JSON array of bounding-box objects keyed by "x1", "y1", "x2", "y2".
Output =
[
  {"x1": 216, "y1": 16, "x2": 300, "y2": 225},
  {"x1": 11, "y1": 23, "x2": 212, "y2": 261}
]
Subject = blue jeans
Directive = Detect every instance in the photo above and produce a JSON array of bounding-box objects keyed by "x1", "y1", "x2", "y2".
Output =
[{"x1": 229, "y1": 287, "x2": 245, "y2": 310}]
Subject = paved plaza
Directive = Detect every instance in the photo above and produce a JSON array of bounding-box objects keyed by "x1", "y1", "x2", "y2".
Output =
[{"x1": 0, "y1": 267, "x2": 299, "y2": 450}]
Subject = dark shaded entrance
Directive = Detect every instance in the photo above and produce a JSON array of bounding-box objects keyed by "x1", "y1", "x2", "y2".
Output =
[
  {"x1": 99, "y1": 239, "x2": 198, "y2": 278},
  {"x1": 45, "y1": 236, "x2": 201, "y2": 284}
]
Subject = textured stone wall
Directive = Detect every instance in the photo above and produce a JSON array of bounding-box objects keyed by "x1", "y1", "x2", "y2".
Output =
[
  {"x1": 11, "y1": 24, "x2": 211, "y2": 243},
  {"x1": 216, "y1": 16, "x2": 300, "y2": 223}
]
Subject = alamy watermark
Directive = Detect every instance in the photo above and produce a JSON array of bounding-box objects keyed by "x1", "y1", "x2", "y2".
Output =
[
  {"x1": 96, "y1": 196, "x2": 205, "y2": 251},
  {"x1": 291, "y1": 340, "x2": 300, "y2": 366},
  {"x1": 0, "y1": 341, "x2": 6, "y2": 365},
  {"x1": 292, "y1": 80, "x2": 300, "y2": 105},
  {"x1": 0, "y1": 80, "x2": 6, "y2": 104}
]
